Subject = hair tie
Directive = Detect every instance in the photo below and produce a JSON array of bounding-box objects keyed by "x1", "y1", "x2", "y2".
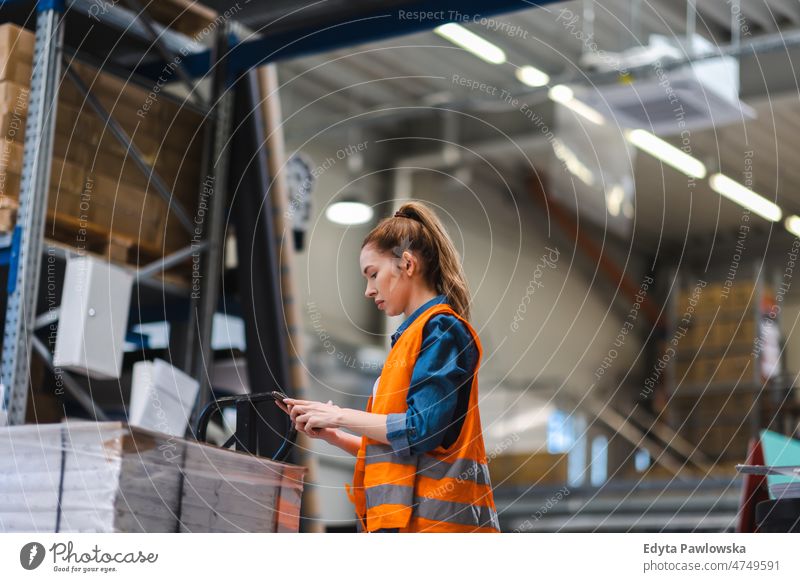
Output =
[{"x1": 394, "y1": 211, "x2": 411, "y2": 219}]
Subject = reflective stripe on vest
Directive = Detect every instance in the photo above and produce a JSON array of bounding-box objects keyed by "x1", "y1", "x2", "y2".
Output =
[
  {"x1": 365, "y1": 444, "x2": 491, "y2": 486},
  {"x1": 350, "y1": 303, "x2": 500, "y2": 532},
  {"x1": 365, "y1": 484, "x2": 500, "y2": 530},
  {"x1": 363, "y1": 443, "x2": 497, "y2": 530}
]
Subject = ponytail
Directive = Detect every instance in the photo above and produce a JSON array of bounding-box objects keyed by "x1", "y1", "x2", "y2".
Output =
[{"x1": 362, "y1": 201, "x2": 472, "y2": 321}]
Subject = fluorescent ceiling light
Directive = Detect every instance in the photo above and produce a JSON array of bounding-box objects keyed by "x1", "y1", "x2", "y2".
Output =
[
  {"x1": 325, "y1": 201, "x2": 374, "y2": 225},
  {"x1": 785, "y1": 215, "x2": 800, "y2": 237},
  {"x1": 552, "y1": 138, "x2": 595, "y2": 186},
  {"x1": 709, "y1": 173, "x2": 781, "y2": 222},
  {"x1": 434, "y1": 23, "x2": 506, "y2": 64},
  {"x1": 626, "y1": 129, "x2": 706, "y2": 179},
  {"x1": 605, "y1": 185, "x2": 625, "y2": 217},
  {"x1": 548, "y1": 84, "x2": 605, "y2": 125},
  {"x1": 548, "y1": 84, "x2": 574, "y2": 103},
  {"x1": 516, "y1": 65, "x2": 550, "y2": 87}
]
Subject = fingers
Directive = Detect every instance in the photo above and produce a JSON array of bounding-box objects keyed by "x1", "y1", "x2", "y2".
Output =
[
  {"x1": 296, "y1": 423, "x2": 322, "y2": 438},
  {"x1": 284, "y1": 400, "x2": 337, "y2": 433},
  {"x1": 296, "y1": 412, "x2": 324, "y2": 434},
  {"x1": 289, "y1": 402, "x2": 326, "y2": 423},
  {"x1": 289, "y1": 405, "x2": 309, "y2": 423},
  {"x1": 283, "y1": 398, "x2": 311, "y2": 406}
]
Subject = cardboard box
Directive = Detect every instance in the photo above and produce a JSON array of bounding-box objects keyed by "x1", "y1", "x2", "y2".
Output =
[
  {"x1": 0, "y1": 175, "x2": 83, "y2": 222},
  {"x1": 0, "y1": 138, "x2": 24, "y2": 178},
  {"x1": 0, "y1": 105, "x2": 26, "y2": 142},
  {"x1": 674, "y1": 358, "x2": 689, "y2": 381},
  {"x1": 87, "y1": 172, "x2": 166, "y2": 245},
  {"x1": 2, "y1": 102, "x2": 102, "y2": 159},
  {"x1": 61, "y1": 61, "x2": 151, "y2": 112},
  {"x1": 0, "y1": 54, "x2": 32, "y2": 86},
  {"x1": 0, "y1": 80, "x2": 30, "y2": 117},
  {"x1": 0, "y1": 23, "x2": 204, "y2": 262},
  {"x1": 715, "y1": 354, "x2": 753, "y2": 383},
  {"x1": 489, "y1": 452, "x2": 568, "y2": 486},
  {"x1": 66, "y1": 136, "x2": 199, "y2": 202},
  {"x1": 60, "y1": 62, "x2": 206, "y2": 150},
  {"x1": 0, "y1": 23, "x2": 34, "y2": 61},
  {"x1": 0, "y1": 197, "x2": 16, "y2": 232},
  {"x1": 675, "y1": 357, "x2": 700, "y2": 383},
  {"x1": 55, "y1": 102, "x2": 100, "y2": 144},
  {"x1": 710, "y1": 319, "x2": 756, "y2": 350},
  {"x1": 0, "y1": 150, "x2": 86, "y2": 197},
  {"x1": 685, "y1": 354, "x2": 753, "y2": 384},
  {"x1": 690, "y1": 358, "x2": 717, "y2": 383}
]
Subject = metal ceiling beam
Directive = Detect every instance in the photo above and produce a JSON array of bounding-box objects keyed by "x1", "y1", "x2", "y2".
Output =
[
  {"x1": 771, "y1": 0, "x2": 800, "y2": 25},
  {"x1": 280, "y1": 62, "x2": 379, "y2": 112},
  {"x1": 284, "y1": 32, "x2": 800, "y2": 147},
  {"x1": 693, "y1": 0, "x2": 737, "y2": 36},
  {"x1": 739, "y1": 0, "x2": 780, "y2": 33},
  {"x1": 137, "y1": 0, "x2": 558, "y2": 80},
  {"x1": 65, "y1": 0, "x2": 204, "y2": 54}
]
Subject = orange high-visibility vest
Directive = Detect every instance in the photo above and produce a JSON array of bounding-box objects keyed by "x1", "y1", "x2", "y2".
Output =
[{"x1": 345, "y1": 302, "x2": 500, "y2": 533}]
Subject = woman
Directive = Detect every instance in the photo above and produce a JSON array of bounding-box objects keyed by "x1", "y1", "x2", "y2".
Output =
[{"x1": 279, "y1": 201, "x2": 499, "y2": 533}]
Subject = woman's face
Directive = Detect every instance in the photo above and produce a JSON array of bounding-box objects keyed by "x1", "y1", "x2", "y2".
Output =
[{"x1": 360, "y1": 243, "x2": 412, "y2": 317}]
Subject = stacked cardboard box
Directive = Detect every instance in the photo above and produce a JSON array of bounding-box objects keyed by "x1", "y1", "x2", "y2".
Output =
[
  {"x1": 0, "y1": 422, "x2": 305, "y2": 533},
  {"x1": 668, "y1": 392, "x2": 753, "y2": 462},
  {"x1": 673, "y1": 281, "x2": 765, "y2": 386},
  {"x1": 665, "y1": 279, "x2": 771, "y2": 463},
  {"x1": 489, "y1": 452, "x2": 568, "y2": 486},
  {"x1": 0, "y1": 23, "x2": 204, "y2": 264}
]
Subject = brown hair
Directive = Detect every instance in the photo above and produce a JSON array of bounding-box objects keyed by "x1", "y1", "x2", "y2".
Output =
[{"x1": 362, "y1": 201, "x2": 472, "y2": 321}]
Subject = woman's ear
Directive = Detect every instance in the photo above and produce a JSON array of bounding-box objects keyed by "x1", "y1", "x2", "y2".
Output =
[{"x1": 401, "y1": 250, "x2": 415, "y2": 275}]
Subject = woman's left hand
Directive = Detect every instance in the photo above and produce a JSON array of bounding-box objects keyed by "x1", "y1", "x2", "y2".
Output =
[{"x1": 285, "y1": 398, "x2": 342, "y2": 434}]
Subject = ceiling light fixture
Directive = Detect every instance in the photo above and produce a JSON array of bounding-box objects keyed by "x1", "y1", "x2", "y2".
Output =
[
  {"x1": 785, "y1": 215, "x2": 800, "y2": 237},
  {"x1": 548, "y1": 84, "x2": 605, "y2": 125},
  {"x1": 552, "y1": 138, "x2": 595, "y2": 187},
  {"x1": 325, "y1": 200, "x2": 374, "y2": 225},
  {"x1": 626, "y1": 129, "x2": 707, "y2": 179},
  {"x1": 516, "y1": 65, "x2": 550, "y2": 87},
  {"x1": 434, "y1": 23, "x2": 506, "y2": 64},
  {"x1": 709, "y1": 173, "x2": 781, "y2": 222}
]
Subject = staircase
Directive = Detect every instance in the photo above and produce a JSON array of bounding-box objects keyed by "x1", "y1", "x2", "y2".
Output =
[{"x1": 495, "y1": 476, "x2": 741, "y2": 533}]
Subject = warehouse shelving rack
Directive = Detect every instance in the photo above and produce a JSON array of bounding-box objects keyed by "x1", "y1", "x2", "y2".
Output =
[
  {"x1": 663, "y1": 261, "x2": 798, "y2": 464},
  {"x1": 0, "y1": 0, "x2": 546, "y2": 449},
  {"x1": 0, "y1": 0, "x2": 234, "y2": 427}
]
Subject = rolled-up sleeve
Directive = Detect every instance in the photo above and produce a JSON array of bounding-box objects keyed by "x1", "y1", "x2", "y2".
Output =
[
  {"x1": 386, "y1": 412, "x2": 412, "y2": 456},
  {"x1": 384, "y1": 314, "x2": 476, "y2": 457}
]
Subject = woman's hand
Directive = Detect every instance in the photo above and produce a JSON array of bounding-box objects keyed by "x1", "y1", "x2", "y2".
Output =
[
  {"x1": 285, "y1": 398, "x2": 342, "y2": 435},
  {"x1": 301, "y1": 427, "x2": 340, "y2": 441},
  {"x1": 274, "y1": 397, "x2": 389, "y2": 448},
  {"x1": 275, "y1": 400, "x2": 332, "y2": 443}
]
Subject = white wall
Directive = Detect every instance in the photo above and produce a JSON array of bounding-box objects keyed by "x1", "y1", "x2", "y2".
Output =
[
  {"x1": 289, "y1": 139, "x2": 384, "y2": 347},
  {"x1": 282, "y1": 138, "x2": 651, "y2": 526},
  {"x1": 405, "y1": 170, "x2": 647, "y2": 448}
]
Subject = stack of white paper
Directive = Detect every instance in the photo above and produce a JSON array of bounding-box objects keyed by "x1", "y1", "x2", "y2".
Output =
[{"x1": 0, "y1": 422, "x2": 304, "y2": 532}]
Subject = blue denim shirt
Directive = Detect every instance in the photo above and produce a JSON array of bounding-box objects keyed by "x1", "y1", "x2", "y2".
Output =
[{"x1": 384, "y1": 294, "x2": 478, "y2": 457}]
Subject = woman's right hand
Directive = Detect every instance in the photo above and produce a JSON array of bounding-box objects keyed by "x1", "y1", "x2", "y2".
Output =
[
  {"x1": 275, "y1": 399, "x2": 338, "y2": 441},
  {"x1": 301, "y1": 427, "x2": 339, "y2": 441}
]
